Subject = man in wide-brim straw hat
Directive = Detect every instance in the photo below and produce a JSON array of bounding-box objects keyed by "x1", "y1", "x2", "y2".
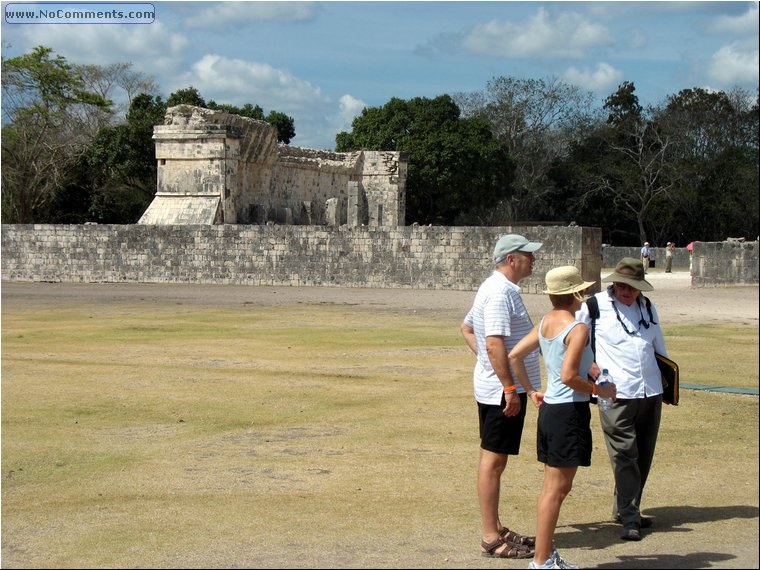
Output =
[
  {"x1": 576, "y1": 257, "x2": 669, "y2": 542},
  {"x1": 603, "y1": 257, "x2": 654, "y2": 292}
]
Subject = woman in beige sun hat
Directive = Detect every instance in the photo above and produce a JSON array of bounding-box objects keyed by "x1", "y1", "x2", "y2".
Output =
[{"x1": 509, "y1": 266, "x2": 616, "y2": 569}]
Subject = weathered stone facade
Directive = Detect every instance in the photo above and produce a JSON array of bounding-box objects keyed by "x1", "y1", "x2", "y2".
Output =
[
  {"x1": 139, "y1": 106, "x2": 407, "y2": 227},
  {"x1": 1, "y1": 224, "x2": 601, "y2": 293},
  {"x1": 4, "y1": 225, "x2": 756, "y2": 288},
  {"x1": 690, "y1": 240, "x2": 759, "y2": 286}
]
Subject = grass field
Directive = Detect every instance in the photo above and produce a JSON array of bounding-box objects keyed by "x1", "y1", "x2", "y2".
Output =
[{"x1": 2, "y1": 291, "x2": 758, "y2": 568}]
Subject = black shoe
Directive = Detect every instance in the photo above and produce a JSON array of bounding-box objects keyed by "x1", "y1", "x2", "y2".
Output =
[
  {"x1": 614, "y1": 514, "x2": 653, "y2": 528},
  {"x1": 621, "y1": 526, "x2": 641, "y2": 541}
]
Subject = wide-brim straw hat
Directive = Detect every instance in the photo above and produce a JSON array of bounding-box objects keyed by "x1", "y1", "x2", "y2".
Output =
[
  {"x1": 543, "y1": 266, "x2": 596, "y2": 295},
  {"x1": 601, "y1": 257, "x2": 654, "y2": 291}
]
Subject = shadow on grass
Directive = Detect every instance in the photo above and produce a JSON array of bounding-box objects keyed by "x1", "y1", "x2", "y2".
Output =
[
  {"x1": 556, "y1": 505, "x2": 758, "y2": 569},
  {"x1": 595, "y1": 553, "x2": 735, "y2": 569}
]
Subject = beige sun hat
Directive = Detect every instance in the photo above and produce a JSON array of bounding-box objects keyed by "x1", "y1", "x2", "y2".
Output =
[
  {"x1": 543, "y1": 266, "x2": 596, "y2": 295},
  {"x1": 601, "y1": 257, "x2": 654, "y2": 291}
]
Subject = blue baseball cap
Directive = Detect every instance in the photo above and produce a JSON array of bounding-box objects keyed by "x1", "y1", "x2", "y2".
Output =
[{"x1": 493, "y1": 234, "x2": 542, "y2": 263}]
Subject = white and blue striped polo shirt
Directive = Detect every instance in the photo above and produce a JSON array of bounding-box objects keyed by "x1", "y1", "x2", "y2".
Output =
[{"x1": 464, "y1": 271, "x2": 541, "y2": 405}]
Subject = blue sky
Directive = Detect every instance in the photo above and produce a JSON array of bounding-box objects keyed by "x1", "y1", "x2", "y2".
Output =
[{"x1": 2, "y1": 1, "x2": 758, "y2": 149}]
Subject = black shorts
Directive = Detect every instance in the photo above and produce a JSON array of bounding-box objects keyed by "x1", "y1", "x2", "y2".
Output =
[
  {"x1": 477, "y1": 393, "x2": 528, "y2": 455},
  {"x1": 536, "y1": 401, "x2": 592, "y2": 468}
]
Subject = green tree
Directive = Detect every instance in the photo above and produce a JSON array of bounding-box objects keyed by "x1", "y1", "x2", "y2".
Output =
[
  {"x1": 549, "y1": 129, "x2": 641, "y2": 244},
  {"x1": 655, "y1": 87, "x2": 759, "y2": 242},
  {"x1": 239, "y1": 103, "x2": 265, "y2": 119},
  {"x1": 76, "y1": 93, "x2": 167, "y2": 223},
  {"x1": 166, "y1": 86, "x2": 206, "y2": 107},
  {"x1": 604, "y1": 80, "x2": 642, "y2": 127},
  {"x1": 552, "y1": 84, "x2": 758, "y2": 245},
  {"x1": 336, "y1": 95, "x2": 512, "y2": 225},
  {"x1": 570, "y1": 82, "x2": 674, "y2": 245},
  {"x1": 1, "y1": 46, "x2": 112, "y2": 223},
  {"x1": 77, "y1": 61, "x2": 158, "y2": 130},
  {"x1": 208, "y1": 100, "x2": 265, "y2": 120},
  {"x1": 265, "y1": 110, "x2": 295, "y2": 144},
  {"x1": 453, "y1": 76, "x2": 597, "y2": 223},
  {"x1": 204, "y1": 97, "x2": 296, "y2": 143}
]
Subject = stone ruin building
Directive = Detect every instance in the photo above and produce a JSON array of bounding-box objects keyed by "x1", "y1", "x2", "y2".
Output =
[{"x1": 138, "y1": 105, "x2": 408, "y2": 227}]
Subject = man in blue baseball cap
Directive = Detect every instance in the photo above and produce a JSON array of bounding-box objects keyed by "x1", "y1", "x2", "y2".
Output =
[
  {"x1": 492, "y1": 234, "x2": 543, "y2": 265},
  {"x1": 461, "y1": 234, "x2": 543, "y2": 558}
]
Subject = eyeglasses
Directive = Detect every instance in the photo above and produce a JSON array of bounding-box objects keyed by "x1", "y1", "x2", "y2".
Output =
[
  {"x1": 607, "y1": 285, "x2": 651, "y2": 335},
  {"x1": 613, "y1": 282, "x2": 639, "y2": 293}
]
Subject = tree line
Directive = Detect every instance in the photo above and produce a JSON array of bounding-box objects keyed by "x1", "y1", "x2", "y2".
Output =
[
  {"x1": 1, "y1": 46, "x2": 294, "y2": 225},
  {"x1": 338, "y1": 78, "x2": 758, "y2": 246},
  {"x1": 2, "y1": 46, "x2": 757, "y2": 246}
]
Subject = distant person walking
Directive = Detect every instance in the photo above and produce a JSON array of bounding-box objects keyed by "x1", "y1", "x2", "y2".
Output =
[
  {"x1": 640, "y1": 242, "x2": 651, "y2": 273},
  {"x1": 665, "y1": 242, "x2": 675, "y2": 273},
  {"x1": 461, "y1": 234, "x2": 543, "y2": 559}
]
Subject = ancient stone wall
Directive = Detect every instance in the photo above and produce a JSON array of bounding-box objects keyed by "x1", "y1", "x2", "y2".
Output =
[
  {"x1": 5, "y1": 226, "x2": 756, "y2": 288},
  {"x1": 1, "y1": 224, "x2": 600, "y2": 293},
  {"x1": 139, "y1": 106, "x2": 406, "y2": 228},
  {"x1": 690, "y1": 240, "x2": 759, "y2": 286}
]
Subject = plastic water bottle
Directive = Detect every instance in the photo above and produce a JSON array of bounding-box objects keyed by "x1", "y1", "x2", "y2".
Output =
[{"x1": 597, "y1": 369, "x2": 614, "y2": 413}]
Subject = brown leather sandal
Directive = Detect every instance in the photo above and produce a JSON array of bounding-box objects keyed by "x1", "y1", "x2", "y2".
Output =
[
  {"x1": 499, "y1": 527, "x2": 536, "y2": 548},
  {"x1": 480, "y1": 537, "x2": 533, "y2": 559}
]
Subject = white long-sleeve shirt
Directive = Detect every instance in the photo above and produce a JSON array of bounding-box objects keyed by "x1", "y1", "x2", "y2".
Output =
[{"x1": 576, "y1": 290, "x2": 668, "y2": 399}]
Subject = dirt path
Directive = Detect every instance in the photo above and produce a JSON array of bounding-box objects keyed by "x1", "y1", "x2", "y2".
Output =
[{"x1": 2, "y1": 271, "x2": 757, "y2": 326}]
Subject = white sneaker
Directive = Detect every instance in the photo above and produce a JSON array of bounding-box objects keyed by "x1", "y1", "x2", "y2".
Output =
[
  {"x1": 528, "y1": 558, "x2": 561, "y2": 569},
  {"x1": 552, "y1": 549, "x2": 579, "y2": 569}
]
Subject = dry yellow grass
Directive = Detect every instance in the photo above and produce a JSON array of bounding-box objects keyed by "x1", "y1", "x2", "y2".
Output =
[{"x1": 1, "y1": 283, "x2": 758, "y2": 569}]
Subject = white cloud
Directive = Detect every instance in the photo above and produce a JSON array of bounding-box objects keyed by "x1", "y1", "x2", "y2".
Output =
[
  {"x1": 462, "y1": 7, "x2": 613, "y2": 60},
  {"x1": 288, "y1": 94, "x2": 367, "y2": 150},
  {"x1": 706, "y1": 41, "x2": 760, "y2": 86},
  {"x1": 16, "y1": 21, "x2": 189, "y2": 76},
  {"x1": 171, "y1": 53, "x2": 344, "y2": 149},
  {"x1": 562, "y1": 62, "x2": 624, "y2": 92},
  {"x1": 338, "y1": 95, "x2": 367, "y2": 126},
  {"x1": 335, "y1": 94, "x2": 366, "y2": 133},
  {"x1": 710, "y1": 4, "x2": 759, "y2": 35},
  {"x1": 178, "y1": 54, "x2": 324, "y2": 109},
  {"x1": 179, "y1": 1, "x2": 318, "y2": 30}
]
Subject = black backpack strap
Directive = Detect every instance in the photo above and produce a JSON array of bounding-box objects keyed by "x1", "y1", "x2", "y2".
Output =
[
  {"x1": 585, "y1": 295, "x2": 600, "y2": 401},
  {"x1": 586, "y1": 295, "x2": 599, "y2": 357}
]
